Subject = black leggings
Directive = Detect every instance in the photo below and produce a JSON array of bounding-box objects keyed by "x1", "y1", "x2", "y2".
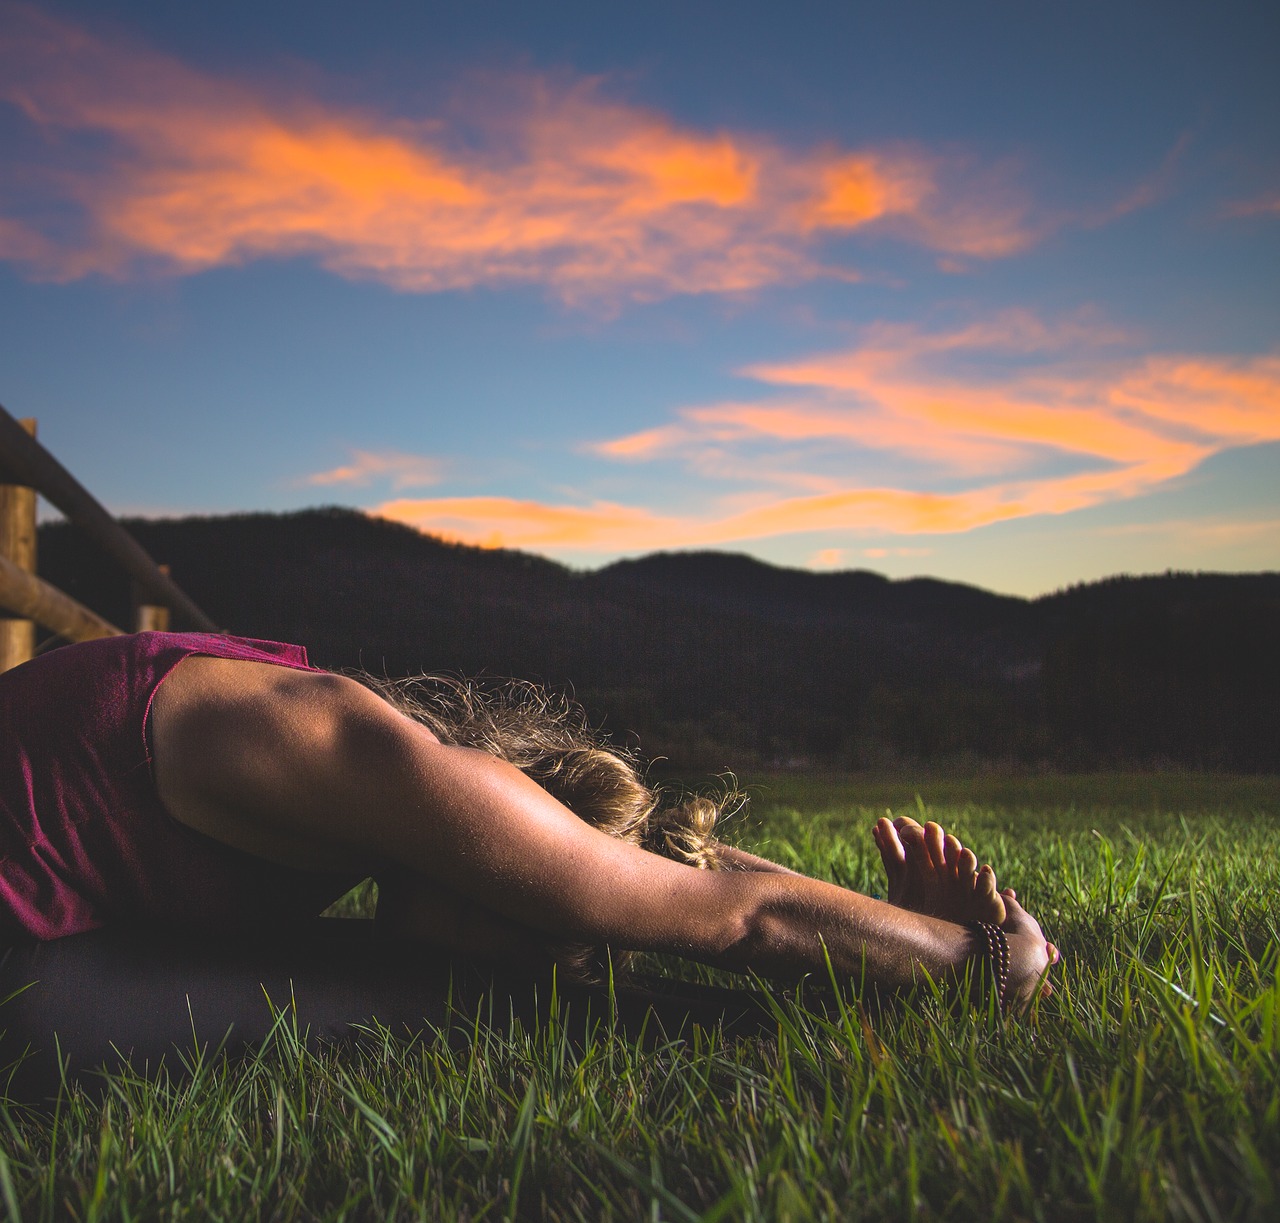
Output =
[{"x1": 0, "y1": 921, "x2": 778, "y2": 1106}]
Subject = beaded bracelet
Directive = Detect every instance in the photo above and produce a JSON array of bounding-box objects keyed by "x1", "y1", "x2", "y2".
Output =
[{"x1": 966, "y1": 921, "x2": 1011, "y2": 1011}]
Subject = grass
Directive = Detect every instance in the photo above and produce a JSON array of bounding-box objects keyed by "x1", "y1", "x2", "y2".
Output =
[{"x1": 3, "y1": 773, "x2": 1279, "y2": 1221}]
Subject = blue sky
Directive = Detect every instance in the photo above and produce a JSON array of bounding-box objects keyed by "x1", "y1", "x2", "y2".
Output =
[{"x1": 1, "y1": 0, "x2": 1276, "y2": 594}]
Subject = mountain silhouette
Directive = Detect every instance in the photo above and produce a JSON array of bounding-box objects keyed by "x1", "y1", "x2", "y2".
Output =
[{"x1": 36, "y1": 508, "x2": 1280, "y2": 771}]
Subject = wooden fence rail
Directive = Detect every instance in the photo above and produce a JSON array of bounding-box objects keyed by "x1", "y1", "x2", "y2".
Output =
[
  {"x1": 0, "y1": 553, "x2": 123, "y2": 643},
  {"x1": 0, "y1": 401, "x2": 219, "y2": 670},
  {"x1": 0, "y1": 404, "x2": 217, "y2": 631}
]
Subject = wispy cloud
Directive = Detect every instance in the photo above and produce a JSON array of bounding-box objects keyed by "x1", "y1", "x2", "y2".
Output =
[
  {"x1": 301, "y1": 449, "x2": 443, "y2": 491},
  {"x1": 861, "y1": 546, "x2": 934, "y2": 559},
  {"x1": 374, "y1": 313, "x2": 1280, "y2": 551},
  {"x1": 808, "y1": 545, "x2": 933, "y2": 570},
  {"x1": 0, "y1": 3, "x2": 1064, "y2": 302},
  {"x1": 1222, "y1": 191, "x2": 1280, "y2": 219},
  {"x1": 374, "y1": 496, "x2": 674, "y2": 550},
  {"x1": 1092, "y1": 516, "x2": 1280, "y2": 544}
]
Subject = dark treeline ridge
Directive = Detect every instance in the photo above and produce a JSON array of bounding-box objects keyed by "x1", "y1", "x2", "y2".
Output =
[{"x1": 37, "y1": 508, "x2": 1280, "y2": 772}]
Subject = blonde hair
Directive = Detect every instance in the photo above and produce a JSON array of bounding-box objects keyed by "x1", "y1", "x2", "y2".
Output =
[{"x1": 354, "y1": 672, "x2": 734, "y2": 980}]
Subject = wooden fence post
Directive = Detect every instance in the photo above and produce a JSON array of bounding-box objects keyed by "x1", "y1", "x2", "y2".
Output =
[
  {"x1": 134, "y1": 564, "x2": 172, "y2": 632},
  {"x1": 0, "y1": 418, "x2": 37, "y2": 673}
]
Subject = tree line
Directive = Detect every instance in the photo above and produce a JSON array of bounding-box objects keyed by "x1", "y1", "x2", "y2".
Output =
[{"x1": 37, "y1": 508, "x2": 1280, "y2": 772}]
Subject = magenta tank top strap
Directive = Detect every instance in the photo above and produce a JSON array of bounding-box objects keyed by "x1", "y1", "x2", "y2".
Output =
[
  {"x1": 137, "y1": 632, "x2": 322, "y2": 767},
  {"x1": 139, "y1": 631, "x2": 319, "y2": 670}
]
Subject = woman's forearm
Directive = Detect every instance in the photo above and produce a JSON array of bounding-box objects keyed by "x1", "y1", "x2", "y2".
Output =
[
  {"x1": 697, "y1": 867, "x2": 973, "y2": 989},
  {"x1": 710, "y1": 844, "x2": 989, "y2": 990},
  {"x1": 714, "y1": 843, "x2": 802, "y2": 875}
]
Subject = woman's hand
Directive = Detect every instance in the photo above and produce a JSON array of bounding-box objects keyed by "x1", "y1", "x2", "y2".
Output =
[{"x1": 998, "y1": 889, "x2": 1059, "y2": 1009}]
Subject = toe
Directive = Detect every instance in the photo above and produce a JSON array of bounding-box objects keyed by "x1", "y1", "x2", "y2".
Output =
[
  {"x1": 874, "y1": 818, "x2": 906, "y2": 873},
  {"x1": 893, "y1": 816, "x2": 924, "y2": 841},
  {"x1": 902, "y1": 825, "x2": 935, "y2": 875},
  {"x1": 894, "y1": 817, "x2": 924, "y2": 851},
  {"x1": 943, "y1": 833, "x2": 962, "y2": 873},
  {"x1": 977, "y1": 865, "x2": 1007, "y2": 922},
  {"x1": 924, "y1": 822, "x2": 946, "y2": 869}
]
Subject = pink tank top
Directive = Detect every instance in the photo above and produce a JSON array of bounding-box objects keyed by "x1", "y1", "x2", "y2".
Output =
[{"x1": 0, "y1": 632, "x2": 364, "y2": 941}]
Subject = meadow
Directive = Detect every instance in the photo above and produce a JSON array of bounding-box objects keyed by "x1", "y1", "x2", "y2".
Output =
[{"x1": 2, "y1": 773, "x2": 1277, "y2": 1221}]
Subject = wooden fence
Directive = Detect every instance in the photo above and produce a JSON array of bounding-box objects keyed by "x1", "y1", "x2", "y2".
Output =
[{"x1": 0, "y1": 402, "x2": 219, "y2": 672}]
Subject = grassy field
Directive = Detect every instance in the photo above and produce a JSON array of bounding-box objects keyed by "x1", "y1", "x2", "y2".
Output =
[{"x1": 2, "y1": 773, "x2": 1278, "y2": 1221}]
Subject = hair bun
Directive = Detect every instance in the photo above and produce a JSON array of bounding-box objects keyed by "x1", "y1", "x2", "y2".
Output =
[{"x1": 645, "y1": 795, "x2": 725, "y2": 870}]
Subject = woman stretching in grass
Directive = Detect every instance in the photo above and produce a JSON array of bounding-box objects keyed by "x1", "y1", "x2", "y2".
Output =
[{"x1": 0, "y1": 632, "x2": 1057, "y2": 1100}]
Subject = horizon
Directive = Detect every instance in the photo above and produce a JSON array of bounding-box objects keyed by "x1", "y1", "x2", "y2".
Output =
[
  {"x1": 3, "y1": 1, "x2": 1277, "y2": 598},
  {"x1": 35, "y1": 500, "x2": 1280, "y2": 602}
]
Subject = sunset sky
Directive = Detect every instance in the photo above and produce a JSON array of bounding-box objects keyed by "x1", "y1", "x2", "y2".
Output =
[{"x1": 1, "y1": 0, "x2": 1276, "y2": 595}]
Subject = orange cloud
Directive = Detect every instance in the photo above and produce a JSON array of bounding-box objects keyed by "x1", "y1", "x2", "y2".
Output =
[
  {"x1": 0, "y1": 4, "x2": 1050, "y2": 300},
  {"x1": 378, "y1": 316, "x2": 1280, "y2": 552},
  {"x1": 302, "y1": 449, "x2": 443, "y2": 491},
  {"x1": 0, "y1": 216, "x2": 54, "y2": 264},
  {"x1": 805, "y1": 153, "x2": 931, "y2": 228},
  {"x1": 377, "y1": 482, "x2": 1049, "y2": 551},
  {"x1": 375, "y1": 496, "x2": 676, "y2": 551}
]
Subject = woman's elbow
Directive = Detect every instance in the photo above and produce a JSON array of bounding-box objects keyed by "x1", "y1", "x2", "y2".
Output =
[{"x1": 677, "y1": 875, "x2": 778, "y2": 973}]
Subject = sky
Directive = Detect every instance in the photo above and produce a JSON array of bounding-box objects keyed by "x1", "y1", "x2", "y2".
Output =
[{"x1": 1, "y1": 0, "x2": 1277, "y2": 596}]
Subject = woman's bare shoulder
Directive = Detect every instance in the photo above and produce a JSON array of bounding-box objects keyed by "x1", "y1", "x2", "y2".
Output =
[
  {"x1": 153, "y1": 655, "x2": 424, "y2": 747},
  {"x1": 149, "y1": 657, "x2": 428, "y2": 870},
  {"x1": 157, "y1": 654, "x2": 366, "y2": 709}
]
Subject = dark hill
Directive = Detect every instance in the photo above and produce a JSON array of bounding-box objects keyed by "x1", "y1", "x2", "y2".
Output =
[
  {"x1": 597, "y1": 551, "x2": 1031, "y2": 631},
  {"x1": 35, "y1": 509, "x2": 1280, "y2": 771}
]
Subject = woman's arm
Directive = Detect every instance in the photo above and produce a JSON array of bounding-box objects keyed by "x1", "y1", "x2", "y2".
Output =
[
  {"x1": 714, "y1": 844, "x2": 801, "y2": 875},
  {"x1": 152, "y1": 659, "x2": 1054, "y2": 999}
]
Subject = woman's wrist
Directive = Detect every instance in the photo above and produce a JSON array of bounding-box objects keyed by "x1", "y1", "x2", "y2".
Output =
[{"x1": 966, "y1": 920, "x2": 1011, "y2": 1009}]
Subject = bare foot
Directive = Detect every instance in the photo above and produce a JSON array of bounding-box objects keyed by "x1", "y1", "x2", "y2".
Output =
[{"x1": 873, "y1": 815, "x2": 1006, "y2": 924}]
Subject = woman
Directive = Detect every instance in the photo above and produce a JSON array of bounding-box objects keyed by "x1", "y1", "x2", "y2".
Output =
[{"x1": 1, "y1": 631, "x2": 1057, "y2": 1102}]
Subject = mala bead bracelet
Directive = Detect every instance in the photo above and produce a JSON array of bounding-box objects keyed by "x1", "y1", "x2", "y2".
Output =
[{"x1": 967, "y1": 920, "x2": 1011, "y2": 1010}]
